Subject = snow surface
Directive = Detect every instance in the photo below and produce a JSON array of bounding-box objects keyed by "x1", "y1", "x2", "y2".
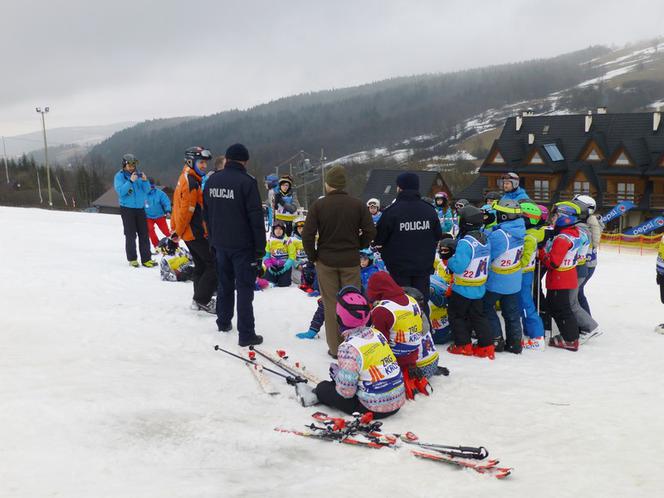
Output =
[{"x1": 2, "y1": 206, "x2": 664, "y2": 497}]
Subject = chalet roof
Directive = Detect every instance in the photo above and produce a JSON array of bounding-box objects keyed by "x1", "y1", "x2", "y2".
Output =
[
  {"x1": 92, "y1": 185, "x2": 167, "y2": 209},
  {"x1": 362, "y1": 169, "x2": 447, "y2": 206},
  {"x1": 481, "y1": 112, "x2": 664, "y2": 177},
  {"x1": 456, "y1": 175, "x2": 488, "y2": 204}
]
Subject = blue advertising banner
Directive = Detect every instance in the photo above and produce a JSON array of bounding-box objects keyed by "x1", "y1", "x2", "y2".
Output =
[
  {"x1": 623, "y1": 216, "x2": 664, "y2": 236},
  {"x1": 600, "y1": 200, "x2": 637, "y2": 224}
]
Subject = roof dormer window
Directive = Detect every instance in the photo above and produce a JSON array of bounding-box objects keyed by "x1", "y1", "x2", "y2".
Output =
[
  {"x1": 529, "y1": 151, "x2": 545, "y2": 165},
  {"x1": 488, "y1": 149, "x2": 505, "y2": 164},
  {"x1": 580, "y1": 141, "x2": 605, "y2": 162}
]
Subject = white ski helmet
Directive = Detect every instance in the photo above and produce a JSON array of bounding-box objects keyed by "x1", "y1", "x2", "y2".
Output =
[
  {"x1": 573, "y1": 194, "x2": 596, "y2": 214},
  {"x1": 367, "y1": 198, "x2": 380, "y2": 209}
]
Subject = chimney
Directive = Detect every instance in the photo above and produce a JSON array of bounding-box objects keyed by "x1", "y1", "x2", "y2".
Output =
[
  {"x1": 516, "y1": 112, "x2": 523, "y2": 132},
  {"x1": 585, "y1": 110, "x2": 593, "y2": 133},
  {"x1": 654, "y1": 109, "x2": 661, "y2": 132},
  {"x1": 597, "y1": 107, "x2": 607, "y2": 114},
  {"x1": 528, "y1": 133, "x2": 535, "y2": 145}
]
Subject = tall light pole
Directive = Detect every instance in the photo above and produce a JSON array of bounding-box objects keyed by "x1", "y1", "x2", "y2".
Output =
[
  {"x1": 2, "y1": 136, "x2": 8, "y2": 184},
  {"x1": 36, "y1": 107, "x2": 52, "y2": 207}
]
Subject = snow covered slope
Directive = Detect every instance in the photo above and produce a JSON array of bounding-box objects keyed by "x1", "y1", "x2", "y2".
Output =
[{"x1": 1, "y1": 207, "x2": 663, "y2": 497}]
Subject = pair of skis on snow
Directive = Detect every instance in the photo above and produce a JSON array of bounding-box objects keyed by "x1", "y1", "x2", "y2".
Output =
[
  {"x1": 276, "y1": 411, "x2": 512, "y2": 479},
  {"x1": 214, "y1": 345, "x2": 321, "y2": 405}
]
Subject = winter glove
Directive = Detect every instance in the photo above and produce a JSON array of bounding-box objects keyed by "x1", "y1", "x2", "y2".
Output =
[
  {"x1": 283, "y1": 259, "x2": 294, "y2": 272},
  {"x1": 296, "y1": 328, "x2": 319, "y2": 340},
  {"x1": 482, "y1": 211, "x2": 496, "y2": 226}
]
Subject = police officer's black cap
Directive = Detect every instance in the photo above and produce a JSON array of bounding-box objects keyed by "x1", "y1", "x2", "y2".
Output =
[{"x1": 225, "y1": 143, "x2": 250, "y2": 162}]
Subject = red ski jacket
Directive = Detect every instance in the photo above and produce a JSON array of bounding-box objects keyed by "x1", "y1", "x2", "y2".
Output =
[{"x1": 539, "y1": 226, "x2": 579, "y2": 290}]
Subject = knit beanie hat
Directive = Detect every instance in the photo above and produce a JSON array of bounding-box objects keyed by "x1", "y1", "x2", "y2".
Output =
[
  {"x1": 397, "y1": 172, "x2": 420, "y2": 191},
  {"x1": 325, "y1": 165, "x2": 347, "y2": 190},
  {"x1": 225, "y1": 143, "x2": 250, "y2": 162}
]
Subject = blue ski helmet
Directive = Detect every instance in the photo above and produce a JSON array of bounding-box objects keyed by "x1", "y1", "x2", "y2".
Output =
[{"x1": 552, "y1": 203, "x2": 578, "y2": 228}]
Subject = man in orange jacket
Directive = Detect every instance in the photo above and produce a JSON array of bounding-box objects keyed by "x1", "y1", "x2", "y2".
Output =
[{"x1": 172, "y1": 146, "x2": 217, "y2": 313}]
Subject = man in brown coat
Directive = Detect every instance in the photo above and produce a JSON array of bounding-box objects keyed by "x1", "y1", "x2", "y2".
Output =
[{"x1": 302, "y1": 165, "x2": 376, "y2": 357}]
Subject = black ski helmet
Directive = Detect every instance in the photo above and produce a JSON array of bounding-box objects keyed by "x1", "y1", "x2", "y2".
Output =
[
  {"x1": 459, "y1": 205, "x2": 485, "y2": 230},
  {"x1": 494, "y1": 199, "x2": 522, "y2": 223},
  {"x1": 122, "y1": 153, "x2": 138, "y2": 167},
  {"x1": 402, "y1": 286, "x2": 425, "y2": 310}
]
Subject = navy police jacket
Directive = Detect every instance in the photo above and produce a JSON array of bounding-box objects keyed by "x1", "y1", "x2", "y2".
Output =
[
  {"x1": 374, "y1": 189, "x2": 442, "y2": 276},
  {"x1": 203, "y1": 161, "x2": 267, "y2": 257}
]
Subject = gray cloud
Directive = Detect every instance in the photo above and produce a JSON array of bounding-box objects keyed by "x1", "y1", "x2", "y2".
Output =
[{"x1": 2, "y1": 0, "x2": 663, "y2": 135}]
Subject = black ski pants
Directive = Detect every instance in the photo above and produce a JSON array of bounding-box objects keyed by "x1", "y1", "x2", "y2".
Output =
[
  {"x1": 215, "y1": 248, "x2": 257, "y2": 342},
  {"x1": 547, "y1": 289, "x2": 579, "y2": 342},
  {"x1": 315, "y1": 381, "x2": 399, "y2": 419},
  {"x1": 185, "y1": 238, "x2": 217, "y2": 305},
  {"x1": 120, "y1": 207, "x2": 152, "y2": 263},
  {"x1": 447, "y1": 291, "x2": 493, "y2": 347}
]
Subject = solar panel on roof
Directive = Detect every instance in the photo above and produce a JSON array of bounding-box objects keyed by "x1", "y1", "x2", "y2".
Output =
[{"x1": 543, "y1": 143, "x2": 564, "y2": 161}]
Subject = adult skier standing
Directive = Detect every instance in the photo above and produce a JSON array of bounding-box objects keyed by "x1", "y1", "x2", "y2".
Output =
[
  {"x1": 113, "y1": 153, "x2": 155, "y2": 268},
  {"x1": 172, "y1": 146, "x2": 217, "y2": 313}
]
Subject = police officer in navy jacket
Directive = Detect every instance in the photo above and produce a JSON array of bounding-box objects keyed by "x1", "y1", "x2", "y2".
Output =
[
  {"x1": 204, "y1": 144, "x2": 266, "y2": 346},
  {"x1": 374, "y1": 172, "x2": 442, "y2": 313}
]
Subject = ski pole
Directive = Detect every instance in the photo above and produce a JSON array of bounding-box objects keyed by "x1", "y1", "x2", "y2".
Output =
[{"x1": 214, "y1": 345, "x2": 307, "y2": 385}]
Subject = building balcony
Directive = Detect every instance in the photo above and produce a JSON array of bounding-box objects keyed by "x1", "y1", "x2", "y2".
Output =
[
  {"x1": 601, "y1": 192, "x2": 642, "y2": 207},
  {"x1": 530, "y1": 190, "x2": 551, "y2": 203},
  {"x1": 558, "y1": 190, "x2": 600, "y2": 201},
  {"x1": 650, "y1": 194, "x2": 664, "y2": 209}
]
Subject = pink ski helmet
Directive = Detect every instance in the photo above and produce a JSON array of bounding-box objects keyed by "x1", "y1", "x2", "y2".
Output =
[
  {"x1": 537, "y1": 204, "x2": 549, "y2": 222},
  {"x1": 336, "y1": 286, "x2": 370, "y2": 329}
]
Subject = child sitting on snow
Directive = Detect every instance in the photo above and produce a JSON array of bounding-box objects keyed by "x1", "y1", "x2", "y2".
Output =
[
  {"x1": 366, "y1": 271, "x2": 425, "y2": 399},
  {"x1": 360, "y1": 248, "x2": 380, "y2": 291},
  {"x1": 263, "y1": 221, "x2": 295, "y2": 287},
  {"x1": 314, "y1": 286, "x2": 405, "y2": 418},
  {"x1": 288, "y1": 217, "x2": 316, "y2": 293},
  {"x1": 157, "y1": 237, "x2": 194, "y2": 282}
]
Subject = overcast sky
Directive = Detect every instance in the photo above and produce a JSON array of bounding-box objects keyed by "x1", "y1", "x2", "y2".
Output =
[{"x1": 1, "y1": 0, "x2": 663, "y2": 136}]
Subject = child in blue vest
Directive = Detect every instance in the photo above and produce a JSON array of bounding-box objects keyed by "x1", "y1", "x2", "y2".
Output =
[
  {"x1": 439, "y1": 205, "x2": 495, "y2": 359},
  {"x1": 483, "y1": 199, "x2": 526, "y2": 354}
]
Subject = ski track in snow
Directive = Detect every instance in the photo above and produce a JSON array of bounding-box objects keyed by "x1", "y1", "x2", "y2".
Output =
[{"x1": 1, "y1": 207, "x2": 664, "y2": 497}]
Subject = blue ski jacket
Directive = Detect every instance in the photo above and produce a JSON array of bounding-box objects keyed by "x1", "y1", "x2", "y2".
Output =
[
  {"x1": 486, "y1": 217, "x2": 526, "y2": 295},
  {"x1": 114, "y1": 170, "x2": 149, "y2": 209},
  {"x1": 145, "y1": 187, "x2": 171, "y2": 219}
]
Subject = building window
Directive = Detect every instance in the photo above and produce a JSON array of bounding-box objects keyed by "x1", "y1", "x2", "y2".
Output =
[
  {"x1": 543, "y1": 143, "x2": 564, "y2": 161},
  {"x1": 533, "y1": 179, "x2": 550, "y2": 200},
  {"x1": 574, "y1": 181, "x2": 590, "y2": 195},
  {"x1": 492, "y1": 151, "x2": 505, "y2": 164},
  {"x1": 529, "y1": 152, "x2": 545, "y2": 165},
  {"x1": 617, "y1": 183, "x2": 635, "y2": 201},
  {"x1": 613, "y1": 152, "x2": 632, "y2": 166},
  {"x1": 582, "y1": 142, "x2": 604, "y2": 162}
]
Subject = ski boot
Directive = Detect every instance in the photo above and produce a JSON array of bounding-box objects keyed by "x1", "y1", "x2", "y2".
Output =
[
  {"x1": 129, "y1": 260, "x2": 139, "y2": 268},
  {"x1": 142, "y1": 260, "x2": 157, "y2": 268},
  {"x1": 522, "y1": 336, "x2": 545, "y2": 351},
  {"x1": 493, "y1": 336, "x2": 505, "y2": 352},
  {"x1": 549, "y1": 335, "x2": 579, "y2": 352},
  {"x1": 655, "y1": 323, "x2": 664, "y2": 335},
  {"x1": 191, "y1": 297, "x2": 216, "y2": 314},
  {"x1": 504, "y1": 338, "x2": 522, "y2": 355},
  {"x1": 472, "y1": 344, "x2": 495, "y2": 360},
  {"x1": 447, "y1": 343, "x2": 473, "y2": 356}
]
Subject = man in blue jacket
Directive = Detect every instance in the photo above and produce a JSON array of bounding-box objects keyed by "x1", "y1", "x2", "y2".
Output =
[
  {"x1": 483, "y1": 199, "x2": 526, "y2": 353},
  {"x1": 499, "y1": 172, "x2": 529, "y2": 202},
  {"x1": 145, "y1": 179, "x2": 172, "y2": 248},
  {"x1": 204, "y1": 144, "x2": 266, "y2": 347},
  {"x1": 113, "y1": 154, "x2": 155, "y2": 268},
  {"x1": 374, "y1": 172, "x2": 442, "y2": 313}
]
